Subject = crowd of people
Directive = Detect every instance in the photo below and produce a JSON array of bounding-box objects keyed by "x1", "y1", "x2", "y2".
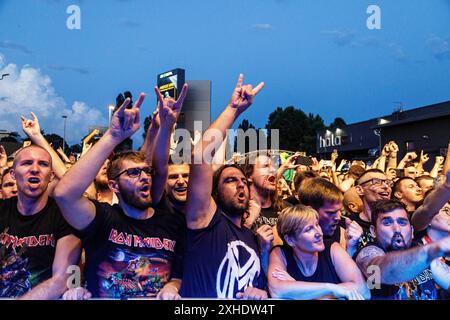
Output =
[{"x1": 0, "y1": 74, "x2": 449, "y2": 300}]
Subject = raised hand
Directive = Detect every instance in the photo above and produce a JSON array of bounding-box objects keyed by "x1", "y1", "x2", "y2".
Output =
[
  {"x1": 389, "y1": 141, "x2": 399, "y2": 153},
  {"x1": 420, "y1": 150, "x2": 429, "y2": 164},
  {"x1": 381, "y1": 143, "x2": 390, "y2": 157},
  {"x1": 150, "y1": 110, "x2": 160, "y2": 131},
  {"x1": 154, "y1": 84, "x2": 188, "y2": 129},
  {"x1": 21, "y1": 112, "x2": 41, "y2": 138},
  {"x1": 0, "y1": 145, "x2": 7, "y2": 168},
  {"x1": 311, "y1": 157, "x2": 321, "y2": 172},
  {"x1": 403, "y1": 152, "x2": 417, "y2": 162},
  {"x1": 344, "y1": 217, "x2": 363, "y2": 249},
  {"x1": 284, "y1": 152, "x2": 302, "y2": 170},
  {"x1": 435, "y1": 156, "x2": 445, "y2": 166},
  {"x1": 229, "y1": 74, "x2": 264, "y2": 113},
  {"x1": 109, "y1": 93, "x2": 145, "y2": 142}
]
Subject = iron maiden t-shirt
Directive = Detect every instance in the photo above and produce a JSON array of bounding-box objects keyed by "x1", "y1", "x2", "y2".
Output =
[
  {"x1": 78, "y1": 201, "x2": 184, "y2": 299},
  {"x1": 0, "y1": 197, "x2": 75, "y2": 297}
]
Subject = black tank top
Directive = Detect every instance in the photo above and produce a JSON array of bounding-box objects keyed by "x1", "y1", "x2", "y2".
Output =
[{"x1": 279, "y1": 243, "x2": 342, "y2": 284}]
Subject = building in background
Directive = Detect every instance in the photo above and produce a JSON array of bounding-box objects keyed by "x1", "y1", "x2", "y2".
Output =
[{"x1": 317, "y1": 101, "x2": 450, "y2": 169}]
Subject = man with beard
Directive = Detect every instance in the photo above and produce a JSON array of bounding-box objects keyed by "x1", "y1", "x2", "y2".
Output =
[
  {"x1": 392, "y1": 177, "x2": 424, "y2": 213},
  {"x1": 355, "y1": 199, "x2": 450, "y2": 299},
  {"x1": 180, "y1": 74, "x2": 269, "y2": 299},
  {"x1": 242, "y1": 154, "x2": 280, "y2": 250},
  {"x1": 0, "y1": 145, "x2": 81, "y2": 299},
  {"x1": 54, "y1": 85, "x2": 188, "y2": 299},
  {"x1": 93, "y1": 159, "x2": 118, "y2": 205}
]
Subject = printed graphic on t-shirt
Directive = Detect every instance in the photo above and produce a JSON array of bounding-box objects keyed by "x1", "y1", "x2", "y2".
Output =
[
  {"x1": 0, "y1": 245, "x2": 31, "y2": 297},
  {"x1": 0, "y1": 228, "x2": 53, "y2": 296},
  {"x1": 216, "y1": 240, "x2": 261, "y2": 299},
  {"x1": 97, "y1": 248, "x2": 172, "y2": 299},
  {"x1": 395, "y1": 268, "x2": 438, "y2": 300},
  {"x1": 255, "y1": 215, "x2": 278, "y2": 227}
]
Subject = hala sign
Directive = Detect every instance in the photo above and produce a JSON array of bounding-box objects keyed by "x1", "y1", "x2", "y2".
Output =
[{"x1": 319, "y1": 133, "x2": 348, "y2": 148}]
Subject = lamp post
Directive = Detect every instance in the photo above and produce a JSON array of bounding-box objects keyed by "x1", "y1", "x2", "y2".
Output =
[
  {"x1": 62, "y1": 115, "x2": 68, "y2": 153},
  {"x1": 108, "y1": 105, "x2": 115, "y2": 124}
]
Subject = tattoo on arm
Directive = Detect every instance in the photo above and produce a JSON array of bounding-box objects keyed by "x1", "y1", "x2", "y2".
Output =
[{"x1": 356, "y1": 245, "x2": 385, "y2": 278}]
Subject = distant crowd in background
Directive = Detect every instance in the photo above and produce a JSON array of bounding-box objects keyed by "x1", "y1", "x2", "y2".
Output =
[{"x1": 1, "y1": 74, "x2": 449, "y2": 300}]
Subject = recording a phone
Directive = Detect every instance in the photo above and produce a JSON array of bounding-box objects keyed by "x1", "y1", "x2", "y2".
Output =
[{"x1": 295, "y1": 156, "x2": 313, "y2": 166}]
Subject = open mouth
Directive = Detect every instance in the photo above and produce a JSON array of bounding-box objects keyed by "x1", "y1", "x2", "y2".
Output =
[
  {"x1": 174, "y1": 187, "x2": 187, "y2": 193},
  {"x1": 140, "y1": 185, "x2": 150, "y2": 195},
  {"x1": 28, "y1": 177, "x2": 41, "y2": 186},
  {"x1": 237, "y1": 192, "x2": 246, "y2": 201},
  {"x1": 392, "y1": 235, "x2": 404, "y2": 246},
  {"x1": 378, "y1": 192, "x2": 390, "y2": 198},
  {"x1": 267, "y1": 176, "x2": 276, "y2": 184}
]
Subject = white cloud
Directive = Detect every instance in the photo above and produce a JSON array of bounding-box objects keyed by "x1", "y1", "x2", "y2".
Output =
[
  {"x1": 0, "y1": 53, "x2": 107, "y2": 144},
  {"x1": 427, "y1": 35, "x2": 450, "y2": 60},
  {"x1": 252, "y1": 24, "x2": 273, "y2": 30}
]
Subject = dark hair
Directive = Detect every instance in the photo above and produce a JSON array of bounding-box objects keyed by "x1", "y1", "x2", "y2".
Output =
[
  {"x1": 356, "y1": 169, "x2": 385, "y2": 185},
  {"x1": 212, "y1": 164, "x2": 248, "y2": 201},
  {"x1": 240, "y1": 153, "x2": 284, "y2": 212},
  {"x1": 370, "y1": 199, "x2": 406, "y2": 225},
  {"x1": 298, "y1": 177, "x2": 343, "y2": 210},
  {"x1": 107, "y1": 151, "x2": 148, "y2": 180},
  {"x1": 348, "y1": 165, "x2": 365, "y2": 180},
  {"x1": 392, "y1": 177, "x2": 416, "y2": 198},
  {"x1": 0, "y1": 167, "x2": 11, "y2": 184},
  {"x1": 293, "y1": 170, "x2": 319, "y2": 192}
]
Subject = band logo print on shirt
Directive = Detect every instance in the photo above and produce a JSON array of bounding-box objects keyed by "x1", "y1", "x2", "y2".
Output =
[{"x1": 216, "y1": 240, "x2": 261, "y2": 298}]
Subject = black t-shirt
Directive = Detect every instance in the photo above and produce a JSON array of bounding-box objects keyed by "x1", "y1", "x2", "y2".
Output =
[
  {"x1": 254, "y1": 206, "x2": 279, "y2": 229},
  {"x1": 0, "y1": 197, "x2": 75, "y2": 297},
  {"x1": 348, "y1": 212, "x2": 374, "y2": 255},
  {"x1": 278, "y1": 243, "x2": 341, "y2": 284},
  {"x1": 284, "y1": 196, "x2": 299, "y2": 206},
  {"x1": 355, "y1": 241, "x2": 440, "y2": 300},
  {"x1": 78, "y1": 201, "x2": 185, "y2": 299},
  {"x1": 180, "y1": 208, "x2": 265, "y2": 298}
]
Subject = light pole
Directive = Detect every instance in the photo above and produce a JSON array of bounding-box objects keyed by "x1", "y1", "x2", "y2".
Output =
[
  {"x1": 62, "y1": 115, "x2": 68, "y2": 153},
  {"x1": 108, "y1": 105, "x2": 115, "y2": 124}
]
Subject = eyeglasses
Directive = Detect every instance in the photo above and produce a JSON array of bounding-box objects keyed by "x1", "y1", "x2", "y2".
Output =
[
  {"x1": 113, "y1": 166, "x2": 155, "y2": 179},
  {"x1": 359, "y1": 178, "x2": 393, "y2": 188}
]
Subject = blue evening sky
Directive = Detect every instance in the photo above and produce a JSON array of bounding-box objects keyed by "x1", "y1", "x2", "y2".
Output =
[{"x1": 0, "y1": 0, "x2": 449, "y2": 146}]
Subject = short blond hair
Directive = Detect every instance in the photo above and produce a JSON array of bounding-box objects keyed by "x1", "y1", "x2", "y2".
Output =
[{"x1": 277, "y1": 205, "x2": 319, "y2": 240}]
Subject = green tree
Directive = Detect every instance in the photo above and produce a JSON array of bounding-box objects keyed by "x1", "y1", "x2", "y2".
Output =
[
  {"x1": 265, "y1": 106, "x2": 325, "y2": 155},
  {"x1": 328, "y1": 117, "x2": 347, "y2": 130}
]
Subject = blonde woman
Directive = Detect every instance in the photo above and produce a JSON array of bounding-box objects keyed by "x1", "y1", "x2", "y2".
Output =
[{"x1": 268, "y1": 205, "x2": 370, "y2": 300}]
